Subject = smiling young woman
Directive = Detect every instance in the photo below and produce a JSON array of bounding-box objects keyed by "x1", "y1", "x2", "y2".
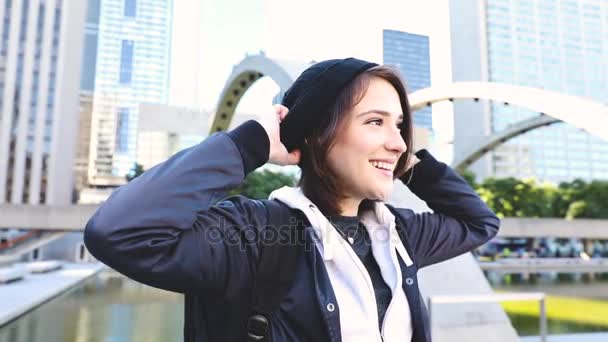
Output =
[
  {"x1": 84, "y1": 57, "x2": 500, "y2": 342},
  {"x1": 297, "y1": 66, "x2": 414, "y2": 217}
]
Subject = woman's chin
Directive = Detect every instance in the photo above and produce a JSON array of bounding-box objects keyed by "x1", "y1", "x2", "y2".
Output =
[{"x1": 368, "y1": 189, "x2": 392, "y2": 202}]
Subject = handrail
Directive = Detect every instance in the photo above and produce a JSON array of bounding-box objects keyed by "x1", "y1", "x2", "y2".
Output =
[{"x1": 0, "y1": 230, "x2": 40, "y2": 250}]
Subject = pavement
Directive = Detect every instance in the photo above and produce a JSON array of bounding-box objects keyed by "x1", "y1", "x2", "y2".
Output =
[
  {"x1": 0, "y1": 262, "x2": 105, "y2": 326},
  {"x1": 521, "y1": 332, "x2": 608, "y2": 341}
]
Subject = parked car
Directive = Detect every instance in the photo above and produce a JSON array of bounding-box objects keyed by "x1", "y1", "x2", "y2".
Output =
[{"x1": 477, "y1": 238, "x2": 529, "y2": 260}]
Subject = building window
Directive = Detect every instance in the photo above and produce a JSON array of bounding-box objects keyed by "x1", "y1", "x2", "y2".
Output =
[
  {"x1": 80, "y1": 33, "x2": 98, "y2": 91},
  {"x1": 124, "y1": 0, "x2": 136, "y2": 17},
  {"x1": 116, "y1": 108, "x2": 130, "y2": 153},
  {"x1": 87, "y1": 0, "x2": 101, "y2": 24},
  {"x1": 119, "y1": 40, "x2": 134, "y2": 84}
]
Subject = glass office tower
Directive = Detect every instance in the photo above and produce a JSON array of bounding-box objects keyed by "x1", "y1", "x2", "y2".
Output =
[
  {"x1": 451, "y1": 0, "x2": 608, "y2": 183},
  {"x1": 88, "y1": 0, "x2": 173, "y2": 186},
  {"x1": 383, "y1": 29, "x2": 432, "y2": 131}
]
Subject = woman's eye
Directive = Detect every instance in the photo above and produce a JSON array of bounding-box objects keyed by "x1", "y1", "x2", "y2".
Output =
[{"x1": 368, "y1": 118, "x2": 403, "y2": 128}]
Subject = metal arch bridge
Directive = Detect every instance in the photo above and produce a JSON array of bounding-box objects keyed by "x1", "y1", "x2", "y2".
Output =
[
  {"x1": 408, "y1": 83, "x2": 608, "y2": 172},
  {"x1": 208, "y1": 54, "x2": 314, "y2": 133},
  {"x1": 210, "y1": 54, "x2": 608, "y2": 171}
]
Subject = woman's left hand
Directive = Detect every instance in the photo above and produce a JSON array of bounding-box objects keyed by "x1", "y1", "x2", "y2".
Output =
[
  {"x1": 406, "y1": 154, "x2": 420, "y2": 171},
  {"x1": 259, "y1": 104, "x2": 302, "y2": 166}
]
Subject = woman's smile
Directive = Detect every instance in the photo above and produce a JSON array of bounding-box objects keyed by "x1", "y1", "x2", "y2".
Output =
[{"x1": 369, "y1": 159, "x2": 397, "y2": 178}]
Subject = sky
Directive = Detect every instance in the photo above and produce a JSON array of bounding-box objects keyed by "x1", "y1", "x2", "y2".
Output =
[{"x1": 169, "y1": 0, "x2": 455, "y2": 150}]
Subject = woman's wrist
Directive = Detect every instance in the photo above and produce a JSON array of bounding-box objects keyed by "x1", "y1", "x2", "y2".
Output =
[
  {"x1": 399, "y1": 149, "x2": 447, "y2": 188},
  {"x1": 226, "y1": 120, "x2": 270, "y2": 174}
]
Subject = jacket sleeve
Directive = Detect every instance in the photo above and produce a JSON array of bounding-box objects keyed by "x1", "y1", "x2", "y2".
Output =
[
  {"x1": 393, "y1": 149, "x2": 500, "y2": 268},
  {"x1": 84, "y1": 120, "x2": 271, "y2": 297}
]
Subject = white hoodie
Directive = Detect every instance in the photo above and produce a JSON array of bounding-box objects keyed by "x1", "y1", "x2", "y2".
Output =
[{"x1": 269, "y1": 186, "x2": 414, "y2": 342}]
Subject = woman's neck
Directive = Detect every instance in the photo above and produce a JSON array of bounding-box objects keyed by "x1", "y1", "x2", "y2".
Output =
[{"x1": 338, "y1": 197, "x2": 363, "y2": 217}]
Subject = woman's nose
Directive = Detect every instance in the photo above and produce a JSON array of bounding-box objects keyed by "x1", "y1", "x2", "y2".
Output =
[{"x1": 386, "y1": 128, "x2": 407, "y2": 154}]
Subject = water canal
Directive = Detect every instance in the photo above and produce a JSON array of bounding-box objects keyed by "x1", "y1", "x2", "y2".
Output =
[{"x1": 1, "y1": 269, "x2": 607, "y2": 341}]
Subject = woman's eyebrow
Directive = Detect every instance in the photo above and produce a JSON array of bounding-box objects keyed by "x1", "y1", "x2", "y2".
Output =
[{"x1": 356, "y1": 109, "x2": 404, "y2": 120}]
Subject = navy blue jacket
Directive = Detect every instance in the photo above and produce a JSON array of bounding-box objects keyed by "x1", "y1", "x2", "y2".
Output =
[{"x1": 84, "y1": 120, "x2": 500, "y2": 342}]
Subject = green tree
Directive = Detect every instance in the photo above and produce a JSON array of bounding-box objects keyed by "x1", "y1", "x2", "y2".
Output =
[
  {"x1": 459, "y1": 169, "x2": 477, "y2": 189},
  {"x1": 126, "y1": 163, "x2": 145, "y2": 182},
  {"x1": 583, "y1": 180, "x2": 608, "y2": 218},
  {"x1": 228, "y1": 169, "x2": 297, "y2": 199},
  {"x1": 468, "y1": 174, "x2": 608, "y2": 219},
  {"x1": 557, "y1": 179, "x2": 608, "y2": 218},
  {"x1": 475, "y1": 177, "x2": 560, "y2": 218},
  {"x1": 566, "y1": 200, "x2": 588, "y2": 219}
]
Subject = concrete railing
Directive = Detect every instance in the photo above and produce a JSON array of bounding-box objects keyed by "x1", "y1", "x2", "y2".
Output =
[
  {"x1": 428, "y1": 292, "x2": 547, "y2": 342},
  {"x1": 3, "y1": 203, "x2": 608, "y2": 238},
  {"x1": 479, "y1": 258, "x2": 608, "y2": 273}
]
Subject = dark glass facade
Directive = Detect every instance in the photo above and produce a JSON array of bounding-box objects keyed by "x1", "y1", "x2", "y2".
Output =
[{"x1": 383, "y1": 29, "x2": 432, "y2": 131}]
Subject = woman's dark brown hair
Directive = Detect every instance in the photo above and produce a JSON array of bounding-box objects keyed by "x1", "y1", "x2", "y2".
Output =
[{"x1": 298, "y1": 65, "x2": 414, "y2": 217}]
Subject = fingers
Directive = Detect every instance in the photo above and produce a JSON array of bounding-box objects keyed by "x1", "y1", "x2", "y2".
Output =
[
  {"x1": 287, "y1": 149, "x2": 302, "y2": 165},
  {"x1": 276, "y1": 149, "x2": 301, "y2": 166},
  {"x1": 405, "y1": 154, "x2": 420, "y2": 171},
  {"x1": 267, "y1": 105, "x2": 297, "y2": 166},
  {"x1": 274, "y1": 104, "x2": 289, "y2": 121}
]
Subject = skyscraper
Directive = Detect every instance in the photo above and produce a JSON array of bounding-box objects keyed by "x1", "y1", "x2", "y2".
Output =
[
  {"x1": 87, "y1": 0, "x2": 173, "y2": 186},
  {"x1": 74, "y1": 0, "x2": 101, "y2": 194},
  {"x1": 383, "y1": 29, "x2": 432, "y2": 131},
  {"x1": 450, "y1": 0, "x2": 608, "y2": 183},
  {"x1": 0, "y1": 0, "x2": 87, "y2": 204}
]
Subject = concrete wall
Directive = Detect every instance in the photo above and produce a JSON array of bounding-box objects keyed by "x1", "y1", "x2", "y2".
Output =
[
  {"x1": 40, "y1": 232, "x2": 94, "y2": 262},
  {"x1": 389, "y1": 180, "x2": 519, "y2": 342},
  {"x1": 18, "y1": 233, "x2": 93, "y2": 263}
]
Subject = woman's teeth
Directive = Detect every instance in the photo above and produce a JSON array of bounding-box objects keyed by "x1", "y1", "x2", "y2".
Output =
[{"x1": 370, "y1": 160, "x2": 392, "y2": 171}]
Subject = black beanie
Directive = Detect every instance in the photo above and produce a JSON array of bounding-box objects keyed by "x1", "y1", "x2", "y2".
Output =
[{"x1": 280, "y1": 57, "x2": 378, "y2": 152}]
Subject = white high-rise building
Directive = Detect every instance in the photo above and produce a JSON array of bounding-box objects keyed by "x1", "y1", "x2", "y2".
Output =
[
  {"x1": 73, "y1": 0, "x2": 101, "y2": 194},
  {"x1": 0, "y1": 0, "x2": 87, "y2": 204},
  {"x1": 87, "y1": 0, "x2": 173, "y2": 186},
  {"x1": 450, "y1": 0, "x2": 608, "y2": 183}
]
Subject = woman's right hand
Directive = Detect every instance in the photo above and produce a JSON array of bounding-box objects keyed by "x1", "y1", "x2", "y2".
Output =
[{"x1": 259, "y1": 104, "x2": 302, "y2": 166}]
